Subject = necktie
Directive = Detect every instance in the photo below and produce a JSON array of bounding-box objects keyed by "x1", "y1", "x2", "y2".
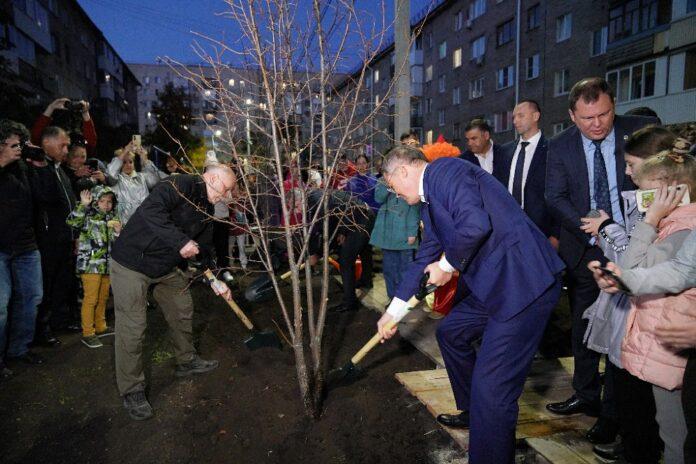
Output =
[
  {"x1": 512, "y1": 141, "x2": 529, "y2": 205},
  {"x1": 592, "y1": 140, "x2": 613, "y2": 217}
]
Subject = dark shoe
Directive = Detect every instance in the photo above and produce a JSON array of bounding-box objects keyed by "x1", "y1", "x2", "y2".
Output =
[
  {"x1": 586, "y1": 416, "x2": 619, "y2": 444},
  {"x1": 546, "y1": 395, "x2": 600, "y2": 417},
  {"x1": 0, "y1": 362, "x2": 12, "y2": 379},
  {"x1": 329, "y1": 301, "x2": 361, "y2": 313},
  {"x1": 175, "y1": 355, "x2": 219, "y2": 378},
  {"x1": 436, "y1": 411, "x2": 470, "y2": 428},
  {"x1": 593, "y1": 437, "x2": 625, "y2": 463},
  {"x1": 61, "y1": 323, "x2": 82, "y2": 333},
  {"x1": 96, "y1": 326, "x2": 115, "y2": 337},
  {"x1": 34, "y1": 331, "x2": 61, "y2": 347},
  {"x1": 8, "y1": 351, "x2": 45, "y2": 365},
  {"x1": 81, "y1": 335, "x2": 104, "y2": 349},
  {"x1": 123, "y1": 391, "x2": 153, "y2": 421}
]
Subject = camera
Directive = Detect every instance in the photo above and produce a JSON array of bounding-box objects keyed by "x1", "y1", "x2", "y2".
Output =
[
  {"x1": 21, "y1": 144, "x2": 46, "y2": 162},
  {"x1": 64, "y1": 100, "x2": 85, "y2": 112},
  {"x1": 75, "y1": 176, "x2": 96, "y2": 192},
  {"x1": 86, "y1": 158, "x2": 99, "y2": 171}
]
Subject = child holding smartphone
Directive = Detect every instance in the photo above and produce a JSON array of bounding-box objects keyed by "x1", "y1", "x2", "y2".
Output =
[{"x1": 66, "y1": 185, "x2": 121, "y2": 348}]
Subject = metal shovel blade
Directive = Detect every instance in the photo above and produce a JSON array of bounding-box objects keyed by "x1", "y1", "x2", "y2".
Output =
[
  {"x1": 244, "y1": 329, "x2": 283, "y2": 351},
  {"x1": 326, "y1": 360, "x2": 366, "y2": 388}
]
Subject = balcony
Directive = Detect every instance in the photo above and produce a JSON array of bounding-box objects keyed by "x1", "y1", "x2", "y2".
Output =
[
  {"x1": 99, "y1": 83, "x2": 115, "y2": 101},
  {"x1": 411, "y1": 81, "x2": 423, "y2": 97},
  {"x1": 98, "y1": 54, "x2": 123, "y2": 82}
]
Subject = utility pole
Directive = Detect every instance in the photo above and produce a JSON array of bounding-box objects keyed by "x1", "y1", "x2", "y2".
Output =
[{"x1": 394, "y1": 0, "x2": 410, "y2": 141}]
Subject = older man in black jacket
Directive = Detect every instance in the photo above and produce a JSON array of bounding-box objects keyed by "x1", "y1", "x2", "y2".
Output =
[{"x1": 110, "y1": 164, "x2": 236, "y2": 421}]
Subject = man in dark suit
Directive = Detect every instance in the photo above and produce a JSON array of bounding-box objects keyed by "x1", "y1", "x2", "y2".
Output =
[
  {"x1": 377, "y1": 148, "x2": 564, "y2": 464},
  {"x1": 459, "y1": 119, "x2": 507, "y2": 183},
  {"x1": 500, "y1": 100, "x2": 558, "y2": 243},
  {"x1": 545, "y1": 77, "x2": 658, "y2": 443}
]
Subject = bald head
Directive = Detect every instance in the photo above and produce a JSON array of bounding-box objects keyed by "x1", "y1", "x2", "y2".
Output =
[{"x1": 202, "y1": 163, "x2": 237, "y2": 204}]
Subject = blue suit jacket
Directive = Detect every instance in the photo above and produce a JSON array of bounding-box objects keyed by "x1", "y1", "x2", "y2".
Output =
[
  {"x1": 396, "y1": 158, "x2": 565, "y2": 322},
  {"x1": 545, "y1": 115, "x2": 658, "y2": 269},
  {"x1": 499, "y1": 135, "x2": 559, "y2": 238},
  {"x1": 459, "y1": 143, "x2": 508, "y2": 185}
]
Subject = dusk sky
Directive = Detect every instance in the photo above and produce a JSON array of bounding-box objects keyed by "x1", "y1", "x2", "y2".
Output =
[{"x1": 77, "y1": 0, "x2": 433, "y2": 66}]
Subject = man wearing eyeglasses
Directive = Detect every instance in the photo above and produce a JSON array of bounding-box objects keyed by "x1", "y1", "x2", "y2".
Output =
[
  {"x1": 376, "y1": 146, "x2": 564, "y2": 464},
  {"x1": 110, "y1": 163, "x2": 237, "y2": 421},
  {"x1": 0, "y1": 120, "x2": 47, "y2": 377}
]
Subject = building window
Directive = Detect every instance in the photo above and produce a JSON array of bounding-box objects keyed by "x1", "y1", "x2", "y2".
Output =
[
  {"x1": 556, "y1": 14, "x2": 572, "y2": 42},
  {"x1": 554, "y1": 69, "x2": 570, "y2": 96},
  {"x1": 8, "y1": 27, "x2": 36, "y2": 66},
  {"x1": 469, "y1": 0, "x2": 487, "y2": 20},
  {"x1": 526, "y1": 54, "x2": 540, "y2": 80},
  {"x1": 606, "y1": 59, "x2": 656, "y2": 102},
  {"x1": 426, "y1": 130, "x2": 433, "y2": 144},
  {"x1": 471, "y1": 35, "x2": 486, "y2": 60},
  {"x1": 375, "y1": 94, "x2": 380, "y2": 106},
  {"x1": 438, "y1": 75, "x2": 446, "y2": 93},
  {"x1": 688, "y1": 0, "x2": 696, "y2": 13},
  {"x1": 497, "y1": 19, "x2": 515, "y2": 47},
  {"x1": 144, "y1": 76, "x2": 150, "y2": 85},
  {"x1": 452, "y1": 86, "x2": 461, "y2": 105},
  {"x1": 426, "y1": 32, "x2": 433, "y2": 49},
  {"x1": 425, "y1": 65, "x2": 433, "y2": 82},
  {"x1": 591, "y1": 27, "x2": 608, "y2": 56},
  {"x1": 496, "y1": 65, "x2": 515, "y2": 90},
  {"x1": 453, "y1": 123, "x2": 461, "y2": 140},
  {"x1": 609, "y1": 0, "x2": 658, "y2": 43},
  {"x1": 366, "y1": 74, "x2": 372, "y2": 88},
  {"x1": 469, "y1": 77, "x2": 485, "y2": 99},
  {"x1": 685, "y1": 50, "x2": 696, "y2": 90},
  {"x1": 155, "y1": 76, "x2": 161, "y2": 84},
  {"x1": 374, "y1": 69, "x2": 380, "y2": 83},
  {"x1": 453, "y1": 48, "x2": 462, "y2": 68},
  {"x1": 425, "y1": 98, "x2": 432, "y2": 114},
  {"x1": 454, "y1": 10, "x2": 464, "y2": 31},
  {"x1": 527, "y1": 4, "x2": 541, "y2": 30},
  {"x1": 438, "y1": 109, "x2": 446, "y2": 127},
  {"x1": 439, "y1": 41, "x2": 447, "y2": 60},
  {"x1": 494, "y1": 111, "x2": 513, "y2": 132},
  {"x1": 553, "y1": 121, "x2": 569, "y2": 135}
]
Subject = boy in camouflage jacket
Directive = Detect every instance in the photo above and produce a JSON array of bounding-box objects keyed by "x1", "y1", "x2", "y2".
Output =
[{"x1": 67, "y1": 185, "x2": 121, "y2": 348}]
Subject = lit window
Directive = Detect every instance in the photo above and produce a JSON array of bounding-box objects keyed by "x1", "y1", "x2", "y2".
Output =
[
  {"x1": 556, "y1": 14, "x2": 572, "y2": 42},
  {"x1": 453, "y1": 48, "x2": 462, "y2": 68}
]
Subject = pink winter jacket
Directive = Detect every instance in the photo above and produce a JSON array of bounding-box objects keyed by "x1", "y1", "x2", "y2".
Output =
[{"x1": 621, "y1": 203, "x2": 696, "y2": 390}]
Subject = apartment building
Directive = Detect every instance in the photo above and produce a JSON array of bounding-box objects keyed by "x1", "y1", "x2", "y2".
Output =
[
  {"x1": 0, "y1": 0, "x2": 139, "y2": 130},
  {"x1": 606, "y1": 0, "x2": 696, "y2": 123}
]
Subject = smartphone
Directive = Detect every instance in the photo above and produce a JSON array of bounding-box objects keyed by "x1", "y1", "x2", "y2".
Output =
[
  {"x1": 132, "y1": 134, "x2": 142, "y2": 147},
  {"x1": 597, "y1": 266, "x2": 632, "y2": 294},
  {"x1": 86, "y1": 159, "x2": 99, "y2": 170},
  {"x1": 636, "y1": 184, "x2": 690, "y2": 213}
]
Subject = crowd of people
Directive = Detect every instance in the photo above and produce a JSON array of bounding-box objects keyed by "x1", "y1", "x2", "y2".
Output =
[{"x1": 1, "y1": 77, "x2": 696, "y2": 464}]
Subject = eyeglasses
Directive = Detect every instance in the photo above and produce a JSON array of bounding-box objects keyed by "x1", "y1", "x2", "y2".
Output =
[{"x1": 2, "y1": 141, "x2": 24, "y2": 150}]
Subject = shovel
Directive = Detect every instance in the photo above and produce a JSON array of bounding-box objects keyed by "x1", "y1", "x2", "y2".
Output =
[
  {"x1": 329, "y1": 273, "x2": 437, "y2": 386},
  {"x1": 203, "y1": 270, "x2": 283, "y2": 351}
]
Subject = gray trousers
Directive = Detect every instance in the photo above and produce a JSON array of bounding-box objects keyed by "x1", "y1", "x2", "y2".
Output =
[
  {"x1": 111, "y1": 259, "x2": 196, "y2": 396},
  {"x1": 653, "y1": 385, "x2": 687, "y2": 464}
]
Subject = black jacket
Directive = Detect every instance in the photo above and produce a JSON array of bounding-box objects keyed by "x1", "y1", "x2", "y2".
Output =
[
  {"x1": 545, "y1": 115, "x2": 658, "y2": 269},
  {"x1": 32, "y1": 158, "x2": 77, "y2": 246},
  {"x1": 112, "y1": 174, "x2": 215, "y2": 278},
  {"x1": 499, "y1": 135, "x2": 559, "y2": 238},
  {"x1": 0, "y1": 160, "x2": 39, "y2": 254},
  {"x1": 459, "y1": 143, "x2": 508, "y2": 185}
]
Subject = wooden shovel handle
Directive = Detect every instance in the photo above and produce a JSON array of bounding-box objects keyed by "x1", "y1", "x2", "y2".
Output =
[
  {"x1": 204, "y1": 270, "x2": 255, "y2": 330},
  {"x1": 350, "y1": 294, "x2": 419, "y2": 365},
  {"x1": 280, "y1": 262, "x2": 306, "y2": 281}
]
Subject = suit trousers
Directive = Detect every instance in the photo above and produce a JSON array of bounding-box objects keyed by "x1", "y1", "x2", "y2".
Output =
[
  {"x1": 566, "y1": 246, "x2": 616, "y2": 419},
  {"x1": 36, "y1": 240, "x2": 77, "y2": 334},
  {"x1": 338, "y1": 229, "x2": 373, "y2": 306},
  {"x1": 213, "y1": 221, "x2": 229, "y2": 269},
  {"x1": 111, "y1": 259, "x2": 196, "y2": 396},
  {"x1": 436, "y1": 277, "x2": 561, "y2": 464}
]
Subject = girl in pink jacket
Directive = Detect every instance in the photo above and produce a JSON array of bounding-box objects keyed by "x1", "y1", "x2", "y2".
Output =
[{"x1": 621, "y1": 140, "x2": 696, "y2": 464}]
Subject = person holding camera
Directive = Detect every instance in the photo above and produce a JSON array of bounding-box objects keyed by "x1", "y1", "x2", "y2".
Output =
[
  {"x1": 63, "y1": 142, "x2": 115, "y2": 197},
  {"x1": 107, "y1": 141, "x2": 162, "y2": 224},
  {"x1": 0, "y1": 120, "x2": 46, "y2": 376},
  {"x1": 31, "y1": 98, "x2": 97, "y2": 156}
]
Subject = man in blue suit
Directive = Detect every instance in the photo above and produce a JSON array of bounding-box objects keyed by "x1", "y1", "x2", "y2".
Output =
[
  {"x1": 499, "y1": 100, "x2": 559, "y2": 243},
  {"x1": 377, "y1": 147, "x2": 565, "y2": 464},
  {"x1": 459, "y1": 118, "x2": 508, "y2": 184},
  {"x1": 544, "y1": 78, "x2": 658, "y2": 444}
]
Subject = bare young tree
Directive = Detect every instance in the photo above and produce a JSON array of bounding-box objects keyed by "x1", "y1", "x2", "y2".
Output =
[{"x1": 160, "y1": 0, "x2": 424, "y2": 417}]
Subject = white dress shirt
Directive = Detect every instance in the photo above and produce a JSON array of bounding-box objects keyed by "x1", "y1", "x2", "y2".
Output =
[
  {"x1": 386, "y1": 164, "x2": 456, "y2": 321},
  {"x1": 506, "y1": 130, "x2": 542, "y2": 208},
  {"x1": 474, "y1": 141, "x2": 495, "y2": 174}
]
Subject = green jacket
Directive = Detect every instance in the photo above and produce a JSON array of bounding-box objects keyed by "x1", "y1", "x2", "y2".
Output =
[
  {"x1": 369, "y1": 181, "x2": 420, "y2": 251},
  {"x1": 66, "y1": 185, "x2": 120, "y2": 274}
]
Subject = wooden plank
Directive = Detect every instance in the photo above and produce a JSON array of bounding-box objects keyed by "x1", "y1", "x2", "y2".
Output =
[{"x1": 526, "y1": 431, "x2": 596, "y2": 464}]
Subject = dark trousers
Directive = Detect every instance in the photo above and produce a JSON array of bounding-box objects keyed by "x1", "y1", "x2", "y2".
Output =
[
  {"x1": 36, "y1": 240, "x2": 76, "y2": 334},
  {"x1": 566, "y1": 246, "x2": 616, "y2": 419},
  {"x1": 436, "y1": 278, "x2": 561, "y2": 464},
  {"x1": 613, "y1": 364, "x2": 661, "y2": 463},
  {"x1": 338, "y1": 229, "x2": 373, "y2": 307},
  {"x1": 212, "y1": 221, "x2": 229, "y2": 269},
  {"x1": 684, "y1": 350, "x2": 696, "y2": 463}
]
